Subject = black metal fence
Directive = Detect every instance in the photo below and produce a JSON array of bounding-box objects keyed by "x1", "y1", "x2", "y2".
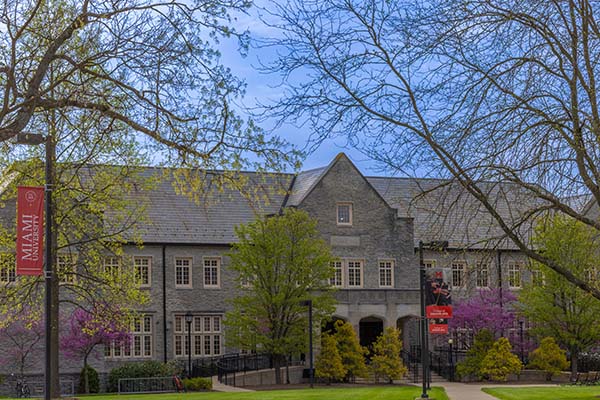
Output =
[{"x1": 216, "y1": 353, "x2": 273, "y2": 386}]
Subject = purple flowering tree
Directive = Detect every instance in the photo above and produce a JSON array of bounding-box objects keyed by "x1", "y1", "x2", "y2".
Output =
[
  {"x1": 0, "y1": 308, "x2": 44, "y2": 376},
  {"x1": 60, "y1": 303, "x2": 130, "y2": 393},
  {"x1": 450, "y1": 288, "x2": 517, "y2": 335}
]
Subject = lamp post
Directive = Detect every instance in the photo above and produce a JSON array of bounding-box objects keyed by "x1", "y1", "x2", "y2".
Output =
[
  {"x1": 15, "y1": 132, "x2": 53, "y2": 400},
  {"x1": 448, "y1": 338, "x2": 454, "y2": 382},
  {"x1": 300, "y1": 299, "x2": 314, "y2": 388},
  {"x1": 418, "y1": 240, "x2": 448, "y2": 399},
  {"x1": 185, "y1": 312, "x2": 193, "y2": 378}
]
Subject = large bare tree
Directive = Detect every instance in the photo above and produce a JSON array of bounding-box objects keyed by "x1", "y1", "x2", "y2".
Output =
[
  {"x1": 0, "y1": 0, "x2": 293, "y2": 169},
  {"x1": 263, "y1": 0, "x2": 600, "y2": 299}
]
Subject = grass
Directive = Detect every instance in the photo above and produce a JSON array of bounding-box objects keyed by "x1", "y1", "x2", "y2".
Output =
[
  {"x1": 72, "y1": 386, "x2": 449, "y2": 400},
  {"x1": 483, "y1": 386, "x2": 600, "y2": 400}
]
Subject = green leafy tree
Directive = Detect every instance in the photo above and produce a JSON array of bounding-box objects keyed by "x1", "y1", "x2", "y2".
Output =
[
  {"x1": 225, "y1": 209, "x2": 336, "y2": 384},
  {"x1": 519, "y1": 216, "x2": 600, "y2": 375},
  {"x1": 370, "y1": 327, "x2": 407, "y2": 383},
  {"x1": 480, "y1": 338, "x2": 523, "y2": 382},
  {"x1": 528, "y1": 337, "x2": 570, "y2": 381},
  {"x1": 315, "y1": 333, "x2": 345, "y2": 384},
  {"x1": 333, "y1": 320, "x2": 368, "y2": 381},
  {"x1": 456, "y1": 329, "x2": 495, "y2": 381}
]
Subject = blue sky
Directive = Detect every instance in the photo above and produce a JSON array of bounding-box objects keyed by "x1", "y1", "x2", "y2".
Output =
[{"x1": 218, "y1": 3, "x2": 387, "y2": 175}]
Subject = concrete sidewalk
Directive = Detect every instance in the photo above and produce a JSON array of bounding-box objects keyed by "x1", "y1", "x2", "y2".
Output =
[
  {"x1": 436, "y1": 382, "x2": 558, "y2": 400},
  {"x1": 211, "y1": 376, "x2": 254, "y2": 392}
]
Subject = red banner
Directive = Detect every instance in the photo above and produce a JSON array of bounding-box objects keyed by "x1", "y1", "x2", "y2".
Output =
[
  {"x1": 429, "y1": 323, "x2": 449, "y2": 335},
  {"x1": 426, "y1": 305, "x2": 453, "y2": 319},
  {"x1": 16, "y1": 186, "x2": 44, "y2": 276}
]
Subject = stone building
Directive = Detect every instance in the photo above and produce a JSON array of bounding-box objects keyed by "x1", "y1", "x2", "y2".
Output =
[{"x1": 0, "y1": 152, "x2": 534, "y2": 380}]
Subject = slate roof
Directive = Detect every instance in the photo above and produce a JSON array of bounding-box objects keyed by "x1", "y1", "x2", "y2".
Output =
[
  {"x1": 115, "y1": 168, "x2": 294, "y2": 244},
  {"x1": 0, "y1": 154, "x2": 543, "y2": 249},
  {"x1": 367, "y1": 177, "x2": 540, "y2": 249}
]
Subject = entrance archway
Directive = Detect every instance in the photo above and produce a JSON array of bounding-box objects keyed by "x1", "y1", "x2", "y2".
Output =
[{"x1": 359, "y1": 316, "x2": 384, "y2": 349}]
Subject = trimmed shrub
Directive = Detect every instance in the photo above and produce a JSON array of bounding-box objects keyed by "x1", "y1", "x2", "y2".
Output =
[
  {"x1": 333, "y1": 320, "x2": 368, "y2": 381},
  {"x1": 78, "y1": 365, "x2": 99, "y2": 394},
  {"x1": 480, "y1": 337, "x2": 523, "y2": 381},
  {"x1": 315, "y1": 333, "x2": 346, "y2": 383},
  {"x1": 182, "y1": 377, "x2": 212, "y2": 391},
  {"x1": 370, "y1": 327, "x2": 407, "y2": 383},
  {"x1": 456, "y1": 329, "x2": 494, "y2": 380},
  {"x1": 108, "y1": 361, "x2": 178, "y2": 392},
  {"x1": 528, "y1": 337, "x2": 570, "y2": 380}
]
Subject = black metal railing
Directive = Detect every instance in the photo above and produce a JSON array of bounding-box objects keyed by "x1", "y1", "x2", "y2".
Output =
[
  {"x1": 216, "y1": 353, "x2": 273, "y2": 386},
  {"x1": 401, "y1": 348, "x2": 421, "y2": 383}
]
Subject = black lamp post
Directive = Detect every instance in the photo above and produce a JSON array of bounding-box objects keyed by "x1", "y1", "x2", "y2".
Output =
[
  {"x1": 519, "y1": 320, "x2": 525, "y2": 364},
  {"x1": 185, "y1": 312, "x2": 193, "y2": 377},
  {"x1": 300, "y1": 299, "x2": 314, "y2": 388},
  {"x1": 448, "y1": 338, "x2": 454, "y2": 382},
  {"x1": 15, "y1": 132, "x2": 53, "y2": 400},
  {"x1": 418, "y1": 240, "x2": 448, "y2": 399}
]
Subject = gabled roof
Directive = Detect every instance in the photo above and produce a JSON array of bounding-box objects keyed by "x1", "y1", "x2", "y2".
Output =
[
  {"x1": 286, "y1": 153, "x2": 393, "y2": 210},
  {"x1": 367, "y1": 176, "x2": 541, "y2": 249}
]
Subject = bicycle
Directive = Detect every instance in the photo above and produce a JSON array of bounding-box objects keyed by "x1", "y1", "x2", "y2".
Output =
[{"x1": 12, "y1": 374, "x2": 31, "y2": 398}]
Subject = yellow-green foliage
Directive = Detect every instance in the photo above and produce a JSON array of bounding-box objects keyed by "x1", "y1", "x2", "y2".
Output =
[
  {"x1": 182, "y1": 377, "x2": 212, "y2": 391},
  {"x1": 333, "y1": 320, "x2": 368, "y2": 380},
  {"x1": 528, "y1": 337, "x2": 570, "y2": 380},
  {"x1": 480, "y1": 337, "x2": 523, "y2": 381},
  {"x1": 315, "y1": 333, "x2": 346, "y2": 383},
  {"x1": 456, "y1": 329, "x2": 495, "y2": 380},
  {"x1": 370, "y1": 327, "x2": 407, "y2": 383}
]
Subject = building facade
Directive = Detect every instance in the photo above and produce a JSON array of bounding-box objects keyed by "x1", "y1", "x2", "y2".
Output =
[{"x1": 0, "y1": 153, "x2": 534, "y2": 378}]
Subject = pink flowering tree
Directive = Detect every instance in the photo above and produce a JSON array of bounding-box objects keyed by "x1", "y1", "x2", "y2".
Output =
[
  {"x1": 0, "y1": 307, "x2": 44, "y2": 376},
  {"x1": 60, "y1": 303, "x2": 131, "y2": 393},
  {"x1": 450, "y1": 288, "x2": 517, "y2": 336}
]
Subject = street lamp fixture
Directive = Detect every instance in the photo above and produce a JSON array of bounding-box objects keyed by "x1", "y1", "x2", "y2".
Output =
[
  {"x1": 418, "y1": 240, "x2": 449, "y2": 399},
  {"x1": 15, "y1": 132, "x2": 53, "y2": 400},
  {"x1": 299, "y1": 299, "x2": 314, "y2": 388},
  {"x1": 448, "y1": 338, "x2": 454, "y2": 382},
  {"x1": 519, "y1": 320, "x2": 525, "y2": 364},
  {"x1": 185, "y1": 312, "x2": 193, "y2": 378}
]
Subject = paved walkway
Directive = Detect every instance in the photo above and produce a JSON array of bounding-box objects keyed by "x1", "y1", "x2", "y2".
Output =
[
  {"x1": 211, "y1": 376, "x2": 254, "y2": 392},
  {"x1": 437, "y1": 382, "x2": 558, "y2": 400}
]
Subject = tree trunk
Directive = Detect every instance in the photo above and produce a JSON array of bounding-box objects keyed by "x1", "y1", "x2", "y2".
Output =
[
  {"x1": 84, "y1": 355, "x2": 89, "y2": 394},
  {"x1": 273, "y1": 354, "x2": 283, "y2": 384},
  {"x1": 571, "y1": 351, "x2": 579, "y2": 378}
]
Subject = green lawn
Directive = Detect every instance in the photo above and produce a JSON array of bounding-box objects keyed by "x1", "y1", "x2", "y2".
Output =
[
  {"x1": 73, "y1": 386, "x2": 448, "y2": 400},
  {"x1": 483, "y1": 386, "x2": 600, "y2": 400}
]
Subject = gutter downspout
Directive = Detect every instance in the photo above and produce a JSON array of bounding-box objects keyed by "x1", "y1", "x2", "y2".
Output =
[{"x1": 163, "y1": 244, "x2": 168, "y2": 363}]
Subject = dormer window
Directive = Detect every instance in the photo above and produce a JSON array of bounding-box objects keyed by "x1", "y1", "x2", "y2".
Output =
[{"x1": 337, "y1": 203, "x2": 353, "y2": 226}]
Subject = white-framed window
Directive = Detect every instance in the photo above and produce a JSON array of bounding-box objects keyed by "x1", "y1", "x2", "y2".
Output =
[
  {"x1": 347, "y1": 260, "x2": 363, "y2": 288},
  {"x1": 57, "y1": 254, "x2": 77, "y2": 284},
  {"x1": 105, "y1": 315, "x2": 153, "y2": 359},
  {"x1": 531, "y1": 268, "x2": 545, "y2": 286},
  {"x1": 451, "y1": 261, "x2": 466, "y2": 288},
  {"x1": 175, "y1": 257, "x2": 192, "y2": 288},
  {"x1": 103, "y1": 256, "x2": 121, "y2": 279},
  {"x1": 336, "y1": 203, "x2": 353, "y2": 226},
  {"x1": 173, "y1": 314, "x2": 222, "y2": 357},
  {"x1": 508, "y1": 262, "x2": 522, "y2": 289},
  {"x1": 586, "y1": 266, "x2": 599, "y2": 282},
  {"x1": 379, "y1": 260, "x2": 394, "y2": 288},
  {"x1": 203, "y1": 257, "x2": 220, "y2": 288},
  {"x1": 330, "y1": 261, "x2": 343, "y2": 287},
  {"x1": 423, "y1": 259, "x2": 437, "y2": 269},
  {"x1": 0, "y1": 253, "x2": 16, "y2": 284},
  {"x1": 476, "y1": 263, "x2": 489, "y2": 288},
  {"x1": 134, "y1": 256, "x2": 152, "y2": 288}
]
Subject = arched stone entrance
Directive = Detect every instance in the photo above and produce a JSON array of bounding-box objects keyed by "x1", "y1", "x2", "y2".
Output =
[
  {"x1": 397, "y1": 315, "x2": 419, "y2": 352},
  {"x1": 359, "y1": 316, "x2": 384, "y2": 349}
]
